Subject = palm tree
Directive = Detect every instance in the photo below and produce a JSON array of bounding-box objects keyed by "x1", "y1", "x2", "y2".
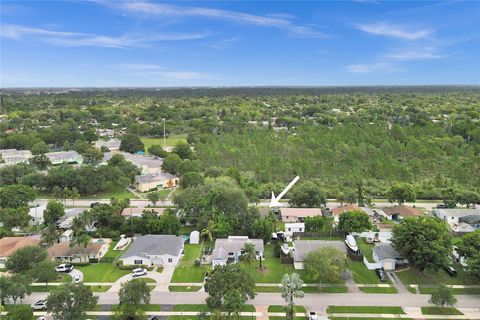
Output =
[
  {"x1": 281, "y1": 273, "x2": 305, "y2": 320},
  {"x1": 41, "y1": 224, "x2": 60, "y2": 247},
  {"x1": 241, "y1": 243, "x2": 256, "y2": 268},
  {"x1": 147, "y1": 192, "x2": 160, "y2": 206},
  {"x1": 323, "y1": 215, "x2": 335, "y2": 238},
  {"x1": 70, "y1": 187, "x2": 80, "y2": 206},
  {"x1": 201, "y1": 220, "x2": 216, "y2": 242}
]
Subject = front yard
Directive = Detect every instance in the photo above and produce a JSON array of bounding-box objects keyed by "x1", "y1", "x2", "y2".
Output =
[
  {"x1": 396, "y1": 262, "x2": 479, "y2": 286},
  {"x1": 76, "y1": 243, "x2": 130, "y2": 282},
  {"x1": 171, "y1": 243, "x2": 210, "y2": 283}
]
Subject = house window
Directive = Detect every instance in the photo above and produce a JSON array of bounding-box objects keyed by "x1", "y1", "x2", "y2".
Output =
[
  {"x1": 134, "y1": 259, "x2": 143, "y2": 265},
  {"x1": 288, "y1": 228, "x2": 291, "y2": 231},
  {"x1": 168, "y1": 258, "x2": 173, "y2": 263},
  {"x1": 299, "y1": 228, "x2": 303, "y2": 232}
]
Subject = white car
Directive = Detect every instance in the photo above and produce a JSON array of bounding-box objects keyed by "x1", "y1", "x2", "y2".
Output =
[
  {"x1": 308, "y1": 312, "x2": 318, "y2": 320},
  {"x1": 73, "y1": 274, "x2": 81, "y2": 283},
  {"x1": 55, "y1": 263, "x2": 73, "y2": 273},
  {"x1": 31, "y1": 300, "x2": 47, "y2": 310},
  {"x1": 132, "y1": 268, "x2": 147, "y2": 277}
]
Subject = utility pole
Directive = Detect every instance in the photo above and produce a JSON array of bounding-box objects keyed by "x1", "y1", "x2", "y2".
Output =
[{"x1": 163, "y1": 118, "x2": 166, "y2": 150}]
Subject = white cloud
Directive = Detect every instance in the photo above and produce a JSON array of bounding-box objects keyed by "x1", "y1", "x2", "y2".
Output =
[
  {"x1": 385, "y1": 48, "x2": 449, "y2": 60},
  {"x1": 355, "y1": 22, "x2": 432, "y2": 40},
  {"x1": 112, "y1": 63, "x2": 210, "y2": 80},
  {"x1": 346, "y1": 62, "x2": 401, "y2": 73},
  {"x1": 103, "y1": 1, "x2": 329, "y2": 38},
  {"x1": 1, "y1": 23, "x2": 211, "y2": 48}
]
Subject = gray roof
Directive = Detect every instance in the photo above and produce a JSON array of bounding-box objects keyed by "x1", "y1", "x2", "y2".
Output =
[
  {"x1": 45, "y1": 150, "x2": 81, "y2": 160},
  {"x1": 121, "y1": 235, "x2": 184, "y2": 259},
  {"x1": 57, "y1": 208, "x2": 86, "y2": 229},
  {"x1": 292, "y1": 240, "x2": 346, "y2": 262},
  {"x1": 135, "y1": 172, "x2": 177, "y2": 184},
  {"x1": 212, "y1": 237, "x2": 264, "y2": 261},
  {"x1": 373, "y1": 243, "x2": 402, "y2": 261},
  {"x1": 435, "y1": 208, "x2": 480, "y2": 218}
]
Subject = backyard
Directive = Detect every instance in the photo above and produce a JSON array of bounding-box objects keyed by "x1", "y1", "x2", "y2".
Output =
[{"x1": 142, "y1": 134, "x2": 188, "y2": 151}]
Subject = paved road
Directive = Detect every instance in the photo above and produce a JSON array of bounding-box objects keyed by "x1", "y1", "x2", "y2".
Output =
[
  {"x1": 32, "y1": 199, "x2": 444, "y2": 210},
  {"x1": 21, "y1": 292, "x2": 480, "y2": 310}
]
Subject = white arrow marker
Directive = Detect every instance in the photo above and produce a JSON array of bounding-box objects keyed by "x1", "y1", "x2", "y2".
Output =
[{"x1": 270, "y1": 175, "x2": 300, "y2": 207}]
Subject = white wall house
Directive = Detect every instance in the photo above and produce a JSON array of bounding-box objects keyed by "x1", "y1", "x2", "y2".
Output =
[
  {"x1": 433, "y1": 208, "x2": 480, "y2": 226},
  {"x1": 119, "y1": 235, "x2": 184, "y2": 267},
  {"x1": 211, "y1": 236, "x2": 264, "y2": 267},
  {"x1": 372, "y1": 243, "x2": 407, "y2": 271}
]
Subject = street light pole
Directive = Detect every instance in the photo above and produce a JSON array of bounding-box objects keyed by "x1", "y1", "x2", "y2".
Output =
[{"x1": 163, "y1": 118, "x2": 166, "y2": 150}]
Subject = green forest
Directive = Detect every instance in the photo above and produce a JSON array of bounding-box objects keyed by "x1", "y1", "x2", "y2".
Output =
[{"x1": 0, "y1": 87, "x2": 479, "y2": 200}]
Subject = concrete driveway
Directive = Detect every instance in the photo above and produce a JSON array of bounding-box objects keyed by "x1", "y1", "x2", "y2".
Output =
[{"x1": 107, "y1": 267, "x2": 174, "y2": 292}]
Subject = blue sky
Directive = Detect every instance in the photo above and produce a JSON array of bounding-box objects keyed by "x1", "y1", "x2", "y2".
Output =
[{"x1": 1, "y1": 0, "x2": 479, "y2": 87}]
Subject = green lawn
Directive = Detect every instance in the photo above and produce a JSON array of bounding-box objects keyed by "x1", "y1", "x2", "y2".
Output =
[
  {"x1": 77, "y1": 263, "x2": 130, "y2": 282},
  {"x1": 169, "y1": 285, "x2": 202, "y2": 292},
  {"x1": 396, "y1": 263, "x2": 479, "y2": 286},
  {"x1": 142, "y1": 134, "x2": 187, "y2": 151},
  {"x1": 243, "y1": 244, "x2": 324, "y2": 284},
  {"x1": 29, "y1": 285, "x2": 110, "y2": 292},
  {"x1": 330, "y1": 318, "x2": 413, "y2": 320},
  {"x1": 359, "y1": 286, "x2": 398, "y2": 293},
  {"x1": 419, "y1": 286, "x2": 480, "y2": 294},
  {"x1": 173, "y1": 304, "x2": 209, "y2": 312},
  {"x1": 327, "y1": 306, "x2": 405, "y2": 314},
  {"x1": 421, "y1": 307, "x2": 463, "y2": 315},
  {"x1": 357, "y1": 239, "x2": 374, "y2": 262},
  {"x1": 268, "y1": 305, "x2": 306, "y2": 313},
  {"x1": 36, "y1": 187, "x2": 137, "y2": 200},
  {"x1": 348, "y1": 261, "x2": 385, "y2": 284},
  {"x1": 171, "y1": 243, "x2": 209, "y2": 283},
  {"x1": 269, "y1": 317, "x2": 308, "y2": 320}
]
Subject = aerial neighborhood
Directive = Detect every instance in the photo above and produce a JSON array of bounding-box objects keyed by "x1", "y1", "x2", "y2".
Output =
[{"x1": 0, "y1": 89, "x2": 479, "y2": 319}]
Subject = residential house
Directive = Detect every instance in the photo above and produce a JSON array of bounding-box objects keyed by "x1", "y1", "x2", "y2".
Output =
[
  {"x1": 102, "y1": 152, "x2": 163, "y2": 174},
  {"x1": 59, "y1": 229, "x2": 73, "y2": 243},
  {"x1": 433, "y1": 208, "x2": 480, "y2": 226},
  {"x1": 121, "y1": 207, "x2": 165, "y2": 218},
  {"x1": 285, "y1": 223, "x2": 305, "y2": 235},
  {"x1": 28, "y1": 204, "x2": 47, "y2": 226},
  {"x1": 57, "y1": 208, "x2": 87, "y2": 229},
  {"x1": 280, "y1": 208, "x2": 322, "y2": 223},
  {"x1": 292, "y1": 240, "x2": 346, "y2": 269},
  {"x1": 95, "y1": 139, "x2": 121, "y2": 151},
  {"x1": 134, "y1": 173, "x2": 179, "y2": 192},
  {"x1": 119, "y1": 235, "x2": 184, "y2": 266},
  {"x1": 331, "y1": 204, "x2": 362, "y2": 223},
  {"x1": 382, "y1": 205, "x2": 422, "y2": 221},
  {"x1": 372, "y1": 243, "x2": 407, "y2": 271},
  {"x1": 48, "y1": 241, "x2": 109, "y2": 263},
  {"x1": 0, "y1": 149, "x2": 33, "y2": 166},
  {"x1": 0, "y1": 236, "x2": 41, "y2": 268},
  {"x1": 45, "y1": 151, "x2": 83, "y2": 165},
  {"x1": 211, "y1": 236, "x2": 264, "y2": 267}
]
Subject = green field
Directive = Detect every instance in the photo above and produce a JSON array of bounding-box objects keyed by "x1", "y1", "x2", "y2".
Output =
[
  {"x1": 268, "y1": 305, "x2": 306, "y2": 313},
  {"x1": 327, "y1": 306, "x2": 405, "y2": 314},
  {"x1": 396, "y1": 263, "x2": 479, "y2": 286},
  {"x1": 142, "y1": 134, "x2": 188, "y2": 151},
  {"x1": 348, "y1": 261, "x2": 385, "y2": 284},
  {"x1": 359, "y1": 286, "x2": 398, "y2": 293},
  {"x1": 169, "y1": 285, "x2": 202, "y2": 292},
  {"x1": 421, "y1": 307, "x2": 463, "y2": 315},
  {"x1": 76, "y1": 243, "x2": 130, "y2": 282},
  {"x1": 36, "y1": 187, "x2": 137, "y2": 200},
  {"x1": 171, "y1": 243, "x2": 209, "y2": 283}
]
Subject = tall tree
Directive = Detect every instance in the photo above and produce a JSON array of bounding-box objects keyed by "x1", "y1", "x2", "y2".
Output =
[
  {"x1": 119, "y1": 279, "x2": 151, "y2": 306},
  {"x1": 303, "y1": 247, "x2": 347, "y2": 284},
  {"x1": 338, "y1": 210, "x2": 372, "y2": 233},
  {"x1": 147, "y1": 192, "x2": 160, "y2": 206},
  {"x1": 205, "y1": 264, "x2": 256, "y2": 317},
  {"x1": 46, "y1": 283, "x2": 98, "y2": 320},
  {"x1": 43, "y1": 200, "x2": 65, "y2": 225},
  {"x1": 6, "y1": 274, "x2": 31, "y2": 304},
  {"x1": 429, "y1": 286, "x2": 457, "y2": 308},
  {"x1": 392, "y1": 216, "x2": 451, "y2": 272},
  {"x1": 5, "y1": 246, "x2": 47, "y2": 273},
  {"x1": 241, "y1": 243, "x2": 257, "y2": 268},
  {"x1": 31, "y1": 260, "x2": 58, "y2": 285},
  {"x1": 119, "y1": 134, "x2": 144, "y2": 154},
  {"x1": 288, "y1": 181, "x2": 326, "y2": 208},
  {"x1": 201, "y1": 220, "x2": 217, "y2": 241},
  {"x1": 0, "y1": 207, "x2": 30, "y2": 230},
  {"x1": 0, "y1": 184, "x2": 35, "y2": 208},
  {"x1": 5, "y1": 304, "x2": 33, "y2": 320},
  {"x1": 281, "y1": 273, "x2": 305, "y2": 320},
  {"x1": 456, "y1": 229, "x2": 480, "y2": 279},
  {"x1": 386, "y1": 183, "x2": 416, "y2": 205},
  {"x1": 41, "y1": 223, "x2": 60, "y2": 247}
]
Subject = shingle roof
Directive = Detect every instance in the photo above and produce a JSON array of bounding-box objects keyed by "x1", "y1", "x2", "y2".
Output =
[
  {"x1": 331, "y1": 204, "x2": 361, "y2": 216},
  {"x1": 121, "y1": 207, "x2": 165, "y2": 217},
  {"x1": 373, "y1": 243, "x2": 402, "y2": 261},
  {"x1": 120, "y1": 235, "x2": 184, "y2": 259},
  {"x1": 280, "y1": 208, "x2": 322, "y2": 218},
  {"x1": 383, "y1": 205, "x2": 422, "y2": 217},
  {"x1": 47, "y1": 243, "x2": 104, "y2": 257},
  {"x1": 135, "y1": 173, "x2": 177, "y2": 184},
  {"x1": 45, "y1": 151, "x2": 81, "y2": 161},
  {"x1": 212, "y1": 237, "x2": 264, "y2": 261},
  {"x1": 0, "y1": 236, "x2": 40, "y2": 257},
  {"x1": 292, "y1": 240, "x2": 346, "y2": 262},
  {"x1": 435, "y1": 208, "x2": 480, "y2": 218}
]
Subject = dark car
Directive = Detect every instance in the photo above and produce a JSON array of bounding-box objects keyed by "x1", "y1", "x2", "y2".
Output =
[
  {"x1": 444, "y1": 265, "x2": 457, "y2": 277},
  {"x1": 146, "y1": 316, "x2": 158, "y2": 320},
  {"x1": 375, "y1": 268, "x2": 387, "y2": 282},
  {"x1": 90, "y1": 202, "x2": 101, "y2": 208}
]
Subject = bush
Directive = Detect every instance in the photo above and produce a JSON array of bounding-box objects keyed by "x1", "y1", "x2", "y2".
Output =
[{"x1": 116, "y1": 261, "x2": 149, "y2": 270}]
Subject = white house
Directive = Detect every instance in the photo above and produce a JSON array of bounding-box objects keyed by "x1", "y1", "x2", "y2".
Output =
[
  {"x1": 45, "y1": 151, "x2": 83, "y2": 165},
  {"x1": 190, "y1": 230, "x2": 200, "y2": 245},
  {"x1": 0, "y1": 149, "x2": 33, "y2": 166},
  {"x1": 134, "y1": 173, "x2": 179, "y2": 192},
  {"x1": 372, "y1": 243, "x2": 407, "y2": 271},
  {"x1": 59, "y1": 229, "x2": 73, "y2": 243},
  {"x1": 28, "y1": 204, "x2": 47, "y2": 226},
  {"x1": 95, "y1": 139, "x2": 121, "y2": 151},
  {"x1": 433, "y1": 208, "x2": 480, "y2": 226},
  {"x1": 285, "y1": 223, "x2": 304, "y2": 236},
  {"x1": 119, "y1": 235, "x2": 184, "y2": 267},
  {"x1": 211, "y1": 236, "x2": 264, "y2": 267}
]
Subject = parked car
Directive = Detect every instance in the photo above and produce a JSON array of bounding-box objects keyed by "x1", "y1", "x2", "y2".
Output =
[
  {"x1": 55, "y1": 263, "x2": 73, "y2": 273},
  {"x1": 444, "y1": 265, "x2": 457, "y2": 277},
  {"x1": 31, "y1": 300, "x2": 47, "y2": 310},
  {"x1": 375, "y1": 268, "x2": 387, "y2": 282},
  {"x1": 308, "y1": 312, "x2": 318, "y2": 320},
  {"x1": 90, "y1": 202, "x2": 101, "y2": 208},
  {"x1": 147, "y1": 316, "x2": 158, "y2": 320},
  {"x1": 132, "y1": 268, "x2": 147, "y2": 277},
  {"x1": 74, "y1": 274, "x2": 81, "y2": 283}
]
